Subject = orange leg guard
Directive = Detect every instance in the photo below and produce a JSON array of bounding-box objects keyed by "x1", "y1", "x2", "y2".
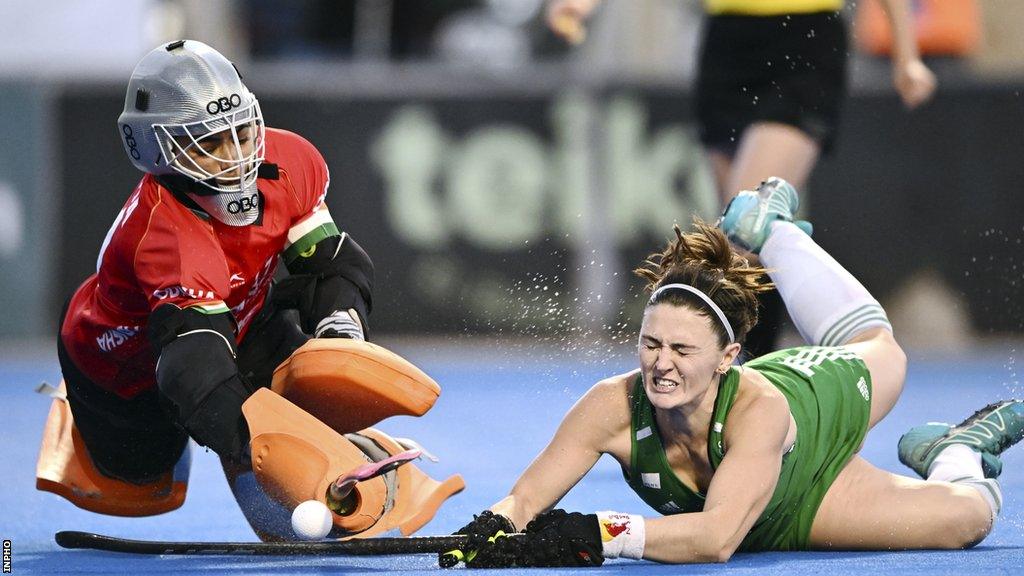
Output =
[
  {"x1": 271, "y1": 339, "x2": 440, "y2": 434},
  {"x1": 35, "y1": 382, "x2": 189, "y2": 517},
  {"x1": 243, "y1": 388, "x2": 464, "y2": 538}
]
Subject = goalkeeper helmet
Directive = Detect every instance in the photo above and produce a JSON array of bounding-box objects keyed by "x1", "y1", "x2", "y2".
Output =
[{"x1": 117, "y1": 40, "x2": 265, "y2": 226}]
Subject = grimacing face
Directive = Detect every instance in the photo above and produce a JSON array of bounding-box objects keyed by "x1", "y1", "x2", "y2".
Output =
[{"x1": 637, "y1": 302, "x2": 738, "y2": 412}]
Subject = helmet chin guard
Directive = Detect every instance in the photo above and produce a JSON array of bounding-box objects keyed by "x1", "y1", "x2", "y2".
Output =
[{"x1": 117, "y1": 40, "x2": 266, "y2": 226}]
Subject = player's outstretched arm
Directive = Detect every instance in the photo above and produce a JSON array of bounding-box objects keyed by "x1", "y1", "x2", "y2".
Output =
[
  {"x1": 447, "y1": 376, "x2": 790, "y2": 567},
  {"x1": 495, "y1": 376, "x2": 629, "y2": 528},
  {"x1": 644, "y1": 386, "x2": 790, "y2": 563},
  {"x1": 441, "y1": 376, "x2": 630, "y2": 566}
]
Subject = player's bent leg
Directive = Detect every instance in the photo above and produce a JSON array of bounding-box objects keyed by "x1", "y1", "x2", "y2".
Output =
[
  {"x1": 809, "y1": 455, "x2": 992, "y2": 550},
  {"x1": 758, "y1": 220, "x2": 890, "y2": 346},
  {"x1": 900, "y1": 400, "x2": 1024, "y2": 481},
  {"x1": 236, "y1": 303, "x2": 310, "y2": 390},
  {"x1": 39, "y1": 335, "x2": 193, "y2": 515},
  {"x1": 747, "y1": 191, "x2": 903, "y2": 428},
  {"x1": 841, "y1": 328, "x2": 907, "y2": 429},
  {"x1": 243, "y1": 388, "x2": 392, "y2": 535}
]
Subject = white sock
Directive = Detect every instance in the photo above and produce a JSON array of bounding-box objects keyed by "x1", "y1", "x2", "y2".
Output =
[
  {"x1": 927, "y1": 443, "x2": 983, "y2": 481},
  {"x1": 759, "y1": 221, "x2": 892, "y2": 346},
  {"x1": 927, "y1": 444, "x2": 1002, "y2": 518}
]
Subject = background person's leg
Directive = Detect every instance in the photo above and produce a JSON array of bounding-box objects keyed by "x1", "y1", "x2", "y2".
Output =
[
  {"x1": 726, "y1": 122, "x2": 820, "y2": 197},
  {"x1": 712, "y1": 123, "x2": 822, "y2": 357}
]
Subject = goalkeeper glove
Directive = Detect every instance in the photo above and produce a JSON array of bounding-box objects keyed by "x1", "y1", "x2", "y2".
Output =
[
  {"x1": 467, "y1": 509, "x2": 646, "y2": 568},
  {"x1": 315, "y1": 309, "x2": 364, "y2": 340},
  {"x1": 438, "y1": 510, "x2": 516, "y2": 568}
]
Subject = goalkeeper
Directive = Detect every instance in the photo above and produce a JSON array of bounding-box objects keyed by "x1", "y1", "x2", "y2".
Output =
[
  {"x1": 38, "y1": 40, "x2": 462, "y2": 540},
  {"x1": 443, "y1": 178, "x2": 1021, "y2": 567}
]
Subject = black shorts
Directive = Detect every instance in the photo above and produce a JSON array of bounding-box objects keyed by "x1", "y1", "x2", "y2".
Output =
[
  {"x1": 695, "y1": 11, "x2": 848, "y2": 155},
  {"x1": 58, "y1": 294, "x2": 309, "y2": 484}
]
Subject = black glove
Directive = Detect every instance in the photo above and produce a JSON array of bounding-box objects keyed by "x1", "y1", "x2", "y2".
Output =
[
  {"x1": 465, "y1": 509, "x2": 604, "y2": 569},
  {"x1": 438, "y1": 510, "x2": 516, "y2": 568}
]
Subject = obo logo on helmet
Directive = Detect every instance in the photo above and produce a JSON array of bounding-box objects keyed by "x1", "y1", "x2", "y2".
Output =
[
  {"x1": 207, "y1": 93, "x2": 243, "y2": 115},
  {"x1": 122, "y1": 125, "x2": 140, "y2": 160}
]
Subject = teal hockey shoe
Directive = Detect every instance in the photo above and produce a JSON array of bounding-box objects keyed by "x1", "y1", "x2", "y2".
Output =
[
  {"x1": 898, "y1": 400, "x2": 1024, "y2": 479},
  {"x1": 718, "y1": 176, "x2": 811, "y2": 254}
]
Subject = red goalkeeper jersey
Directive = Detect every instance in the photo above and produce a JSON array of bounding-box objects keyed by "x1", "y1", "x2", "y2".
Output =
[{"x1": 61, "y1": 128, "x2": 335, "y2": 399}]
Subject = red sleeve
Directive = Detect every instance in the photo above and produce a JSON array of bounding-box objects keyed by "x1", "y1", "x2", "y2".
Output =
[
  {"x1": 133, "y1": 199, "x2": 232, "y2": 313},
  {"x1": 271, "y1": 129, "x2": 331, "y2": 226}
]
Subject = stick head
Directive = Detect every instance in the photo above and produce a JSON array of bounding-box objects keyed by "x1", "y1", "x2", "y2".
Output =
[{"x1": 328, "y1": 449, "x2": 422, "y2": 502}]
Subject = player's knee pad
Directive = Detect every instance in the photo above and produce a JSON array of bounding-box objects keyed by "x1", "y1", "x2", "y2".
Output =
[
  {"x1": 270, "y1": 338, "x2": 440, "y2": 435},
  {"x1": 36, "y1": 382, "x2": 192, "y2": 517},
  {"x1": 150, "y1": 305, "x2": 255, "y2": 461}
]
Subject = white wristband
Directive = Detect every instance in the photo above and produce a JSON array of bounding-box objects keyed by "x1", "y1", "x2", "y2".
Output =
[{"x1": 596, "y1": 511, "x2": 645, "y2": 560}]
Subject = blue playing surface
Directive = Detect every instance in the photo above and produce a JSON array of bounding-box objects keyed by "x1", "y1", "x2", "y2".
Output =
[{"x1": 2, "y1": 342, "x2": 1023, "y2": 575}]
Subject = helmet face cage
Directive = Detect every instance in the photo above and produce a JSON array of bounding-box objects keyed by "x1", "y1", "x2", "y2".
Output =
[{"x1": 154, "y1": 100, "x2": 266, "y2": 195}]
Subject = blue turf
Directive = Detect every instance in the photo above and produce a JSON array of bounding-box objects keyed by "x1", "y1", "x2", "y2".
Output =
[{"x1": 2, "y1": 346, "x2": 1023, "y2": 575}]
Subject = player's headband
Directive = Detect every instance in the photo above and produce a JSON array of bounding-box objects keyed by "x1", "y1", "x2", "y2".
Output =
[{"x1": 649, "y1": 283, "x2": 735, "y2": 343}]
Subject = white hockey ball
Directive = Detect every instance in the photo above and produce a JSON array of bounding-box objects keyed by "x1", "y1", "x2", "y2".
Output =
[{"x1": 291, "y1": 499, "x2": 333, "y2": 540}]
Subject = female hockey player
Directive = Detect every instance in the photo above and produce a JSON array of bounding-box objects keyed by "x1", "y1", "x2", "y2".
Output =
[
  {"x1": 39, "y1": 40, "x2": 461, "y2": 541},
  {"x1": 444, "y1": 178, "x2": 1019, "y2": 567}
]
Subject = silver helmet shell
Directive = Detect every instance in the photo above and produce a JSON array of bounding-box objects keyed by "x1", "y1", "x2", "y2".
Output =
[{"x1": 117, "y1": 40, "x2": 266, "y2": 225}]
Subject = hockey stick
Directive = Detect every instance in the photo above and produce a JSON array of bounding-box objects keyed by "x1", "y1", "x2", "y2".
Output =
[
  {"x1": 55, "y1": 530, "x2": 476, "y2": 556},
  {"x1": 328, "y1": 448, "x2": 421, "y2": 505}
]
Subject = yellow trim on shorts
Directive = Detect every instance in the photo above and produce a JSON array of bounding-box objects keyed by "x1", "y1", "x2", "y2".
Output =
[{"x1": 704, "y1": 0, "x2": 842, "y2": 16}]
